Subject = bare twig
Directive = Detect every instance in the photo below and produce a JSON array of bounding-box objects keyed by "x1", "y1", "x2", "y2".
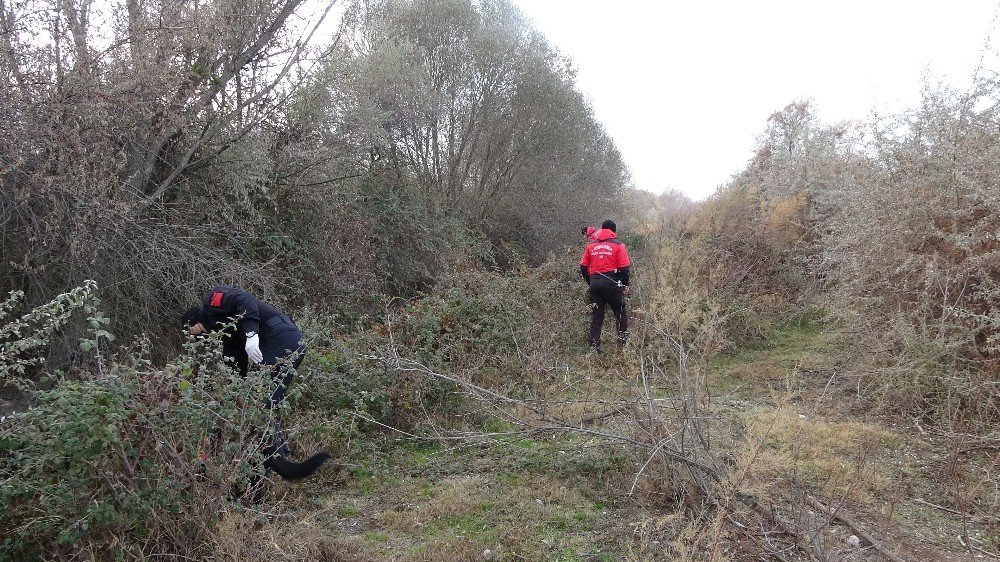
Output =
[
  {"x1": 804, "y1": 494, "x2": 906, "y2": 562},
  {"x1": 912, "y1": 497, "x2": 1000, "y2": 524},
  {"x1": 366, "y1": 353, "x2": 725, "y2": 484},
  {"x1": 963, "y1": 541, "x2": 1000, "y2": 560}
]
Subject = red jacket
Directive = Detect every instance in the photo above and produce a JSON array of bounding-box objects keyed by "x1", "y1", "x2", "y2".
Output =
[{"x1": 580, "y1": 229, "x2": 631, "y2": 278}]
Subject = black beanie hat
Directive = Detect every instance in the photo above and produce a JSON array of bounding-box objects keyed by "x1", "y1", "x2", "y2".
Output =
[
  {"x1": 600, "y1": 219, "x2": 616, "y2": 232},
  {"x1": 181, "y1": 306, "x2": 204, "y2": 328}
]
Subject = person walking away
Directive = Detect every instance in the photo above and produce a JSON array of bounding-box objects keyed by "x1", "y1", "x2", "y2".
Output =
[
  {"x1": 579, "y1": 220, "x2": 631, "y2": 352},
  {"x1": 582, "y1": 225, "x2": 599, "y2": 243}
]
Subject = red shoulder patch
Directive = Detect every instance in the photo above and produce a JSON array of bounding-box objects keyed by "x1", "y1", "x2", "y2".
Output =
[{"x1": 210, "y1": 291, "x2": 224, "y2": 307}]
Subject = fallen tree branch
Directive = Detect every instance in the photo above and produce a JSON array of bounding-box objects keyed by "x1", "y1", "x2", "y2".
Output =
[
  {"x1": 962, "y1": 540, "x2": 1000, "y2": 560},
  {"x1": 912, "y1": 497, "x2": 963, "y2": 516},
  {"x1": 369, "y1": 353, "x2": 726, "y2": 484},
  {"x1": 912, "y1": 497, "x2": 998, "y2": 524},
  {"x1": 370, "y1": 344, "x2": 852, "y2": 561},
  {"x1": 578, "y1": 406, "x2": 628, "y2": 425},
  {"x1": 805, "y1": 494, "x2": 906, "y2": 562},
  {"x1": 726, "y1": 514, "x2": 796, "y2": 562}
]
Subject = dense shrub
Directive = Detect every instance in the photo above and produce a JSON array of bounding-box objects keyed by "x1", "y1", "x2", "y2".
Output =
[
  {"x1": 655, "y1": 92, "x2": 1000, "y2": 428},
  {"x1": 819, "y1": 80, "x2": 1000, "y2": 426},
  {"x1": 640, "y1": 205, "x2": 801, "y2": 357},
  {"x1": 0, "y1": 281, "x2": 108, "y2": 392},
  {"x1": 294, "y1": 257, "x2": 588, "y2": 430},
  {"x1": 0, "y1": 286, "x2": 298, "y2": 560}
]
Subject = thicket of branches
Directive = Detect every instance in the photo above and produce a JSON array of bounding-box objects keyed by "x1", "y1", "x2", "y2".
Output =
[
  {"x1": 645, "y1": 73, "x2": 1000, "y2": 428},
  {"x1": 0, "y1": 0, "x2": 626, "y2": 351},
  {"x1": 0, "y1": 3, "x2": 630, "y2": 551}
]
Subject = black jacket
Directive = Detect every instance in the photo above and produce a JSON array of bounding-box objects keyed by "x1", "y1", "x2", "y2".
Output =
[{"x1": 198, "y1": 286, "x2": 298, "y2": 375}]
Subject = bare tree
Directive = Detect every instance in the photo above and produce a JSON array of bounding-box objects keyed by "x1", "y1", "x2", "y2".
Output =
[{"x1": 0, "y1": 0, "x2": 334, "y2": 344}]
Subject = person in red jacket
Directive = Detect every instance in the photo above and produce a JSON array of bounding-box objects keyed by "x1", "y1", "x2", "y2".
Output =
[
  {"x1": 579, "y1": 219, "x2": 631, "y2": 352},
  {"x1": 582, "y1": 225, "x2": 599, "y2": 243}
]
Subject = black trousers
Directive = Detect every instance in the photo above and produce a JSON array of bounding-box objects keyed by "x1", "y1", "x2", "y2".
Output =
[
  {"x1": 261, "y1": 325, "x2": 304, "y2": 457},
  {"x1": 588, "y1": 277, "x2": 627, "y2": 346},
  {"x1": 261, "y1": 326, "x2": 305, "y2": 408}
]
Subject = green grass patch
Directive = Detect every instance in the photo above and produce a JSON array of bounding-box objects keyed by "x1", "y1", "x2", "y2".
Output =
[
  {"x1": 711, "y1": 313, "x2": 847, "y2": 392},
  {"x1": 312, "y1": 431, "x2": 633, "y2": 561},
  {"x1": 362, "y1": 530, "x2": 390, "y2": 543},
  {"x1": 432, "y1": 513, "x2": 490, "y2": 538}
]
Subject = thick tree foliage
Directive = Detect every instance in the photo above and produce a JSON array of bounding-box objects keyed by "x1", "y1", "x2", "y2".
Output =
[
  {"x1": 0, "y1": 0, "x2": 334, "y2": 340},
  {"x1": 0, "y1": 0, "x2": 627, "y2": 343},
  {"x1": 327, "y1": 0, "x2": 627, "y2": 259}
]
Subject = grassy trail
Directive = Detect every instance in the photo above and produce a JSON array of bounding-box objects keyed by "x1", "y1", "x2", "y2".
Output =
[{"x1": 258, "y1": 317, "x2": 995, "y2": 561}]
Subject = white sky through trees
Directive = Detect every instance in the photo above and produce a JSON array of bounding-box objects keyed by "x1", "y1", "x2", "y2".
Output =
[{"x1": 510, "y1": 0, "x2": 1000, "y2": 200}]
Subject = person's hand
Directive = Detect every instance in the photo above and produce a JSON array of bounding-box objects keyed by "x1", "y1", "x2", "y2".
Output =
[
  {"x1": 622, "y1": 285, "x2": 631, "y2": 296},
  {"x1": 245, "y1": 333, "x2": 263, "y2": 364}
]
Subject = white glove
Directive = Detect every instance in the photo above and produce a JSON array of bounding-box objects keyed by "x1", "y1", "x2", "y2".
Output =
[{"x1": 245, "y1": 333, "x2": 263, "y2": 364}]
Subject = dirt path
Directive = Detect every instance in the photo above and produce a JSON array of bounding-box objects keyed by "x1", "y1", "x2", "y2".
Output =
[{"x1": 707, "y1": 319, "x2": 996, "y2": 561}]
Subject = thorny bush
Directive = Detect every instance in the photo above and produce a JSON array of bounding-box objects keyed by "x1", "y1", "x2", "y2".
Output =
[
  {"x1": 0, "y1": 284, "x2": 300, "y2": 560},
  {"x1": 294, "y1": 258, "x2": 588, "y2": 432}
]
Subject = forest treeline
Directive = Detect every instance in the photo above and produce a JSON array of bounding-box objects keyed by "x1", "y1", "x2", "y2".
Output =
[{"x1": 0, "y1": 0, "x2": 626, "y2": 345}]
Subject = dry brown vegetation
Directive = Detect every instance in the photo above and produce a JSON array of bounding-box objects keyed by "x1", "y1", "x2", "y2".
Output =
[
  {"x1": 3, "y1": 0, "x2": 1000, "y2": 560},
  {"x1": 620, "y1": 87, "x2": 1000, "y2": 559}
]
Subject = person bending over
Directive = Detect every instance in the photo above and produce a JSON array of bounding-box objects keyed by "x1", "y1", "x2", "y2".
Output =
[{"x1": 182, "y1": 286, "x2": 328, "y2": 480}]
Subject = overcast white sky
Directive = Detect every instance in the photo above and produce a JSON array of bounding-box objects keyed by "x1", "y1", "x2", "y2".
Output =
[{"x1": 510, "y1": 0, "x2": 1000, "y2": 200}]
